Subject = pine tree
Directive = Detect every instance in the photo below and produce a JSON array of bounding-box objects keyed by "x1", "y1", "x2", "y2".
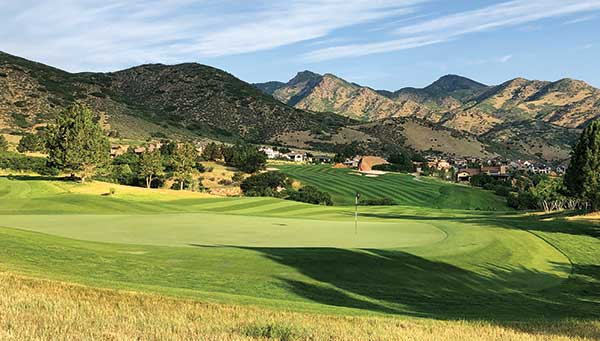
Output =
[
  {"x1": 46, "y1": 103, "x2": 110, "y2": 182},
  {"x1": 565, "y1": 120, "x2": 600, "y2": 210},
  {"x1": 201, "y1": 142, "x2": 222, "y2": 161},
  {"x1": 170, "y1": 142, "x2": 197, "y2": 190},
  {"x1": 139, "y1": 149, "x2": 165, "y2": 188},
  {"x1": 17, "y1": 133, "x2": 45, "y2": 153}
]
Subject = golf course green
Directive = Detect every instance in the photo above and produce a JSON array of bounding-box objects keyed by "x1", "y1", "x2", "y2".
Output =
[{"x1": 0, "y1": 170, "x2": 598, "y2": 321}]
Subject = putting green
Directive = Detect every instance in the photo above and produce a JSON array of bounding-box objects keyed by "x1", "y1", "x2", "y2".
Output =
[{"x1": 0, "y1": 213, "x2": 446, "y2": 248}]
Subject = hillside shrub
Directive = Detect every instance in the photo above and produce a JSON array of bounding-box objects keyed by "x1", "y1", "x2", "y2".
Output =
[
  {"x1": 17, "y1": 133, "x2": 46, "y2": 153},
  {"x1": 507, "y1": 191, "x2": 537, "y2": 210},
  {"x1": 0, "y1": 153, "x2": 58, "y2": 175},
  {"x1": 240, "y1": 172, "x2": 289, "y2": 197},
  {"x1": 232, "y1": 172, "x2": 245, "y2": 183},
  {"x1": 286, "y1": 185, "x2": 333, "y2": 206},
  {"x1": 223, "y1": 144, "x2": 267, "y2": 173},
  {"x1": 0, "y1": 135, "x2": 8, "y2": 152}
]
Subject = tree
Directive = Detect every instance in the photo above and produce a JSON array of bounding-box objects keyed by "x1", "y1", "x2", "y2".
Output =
[
  {"x1": 17, "y1": 133, "x2": 45, "y2": 153},
  {"x1": 565, "y1": 120, "x2": 600, "y2": 207},
  {"x1": 385, "y1": 152, "x2": 416, "y2": 172},
  {"x1": 139, "y1": 149, "x2": 165, "y2": 188},
  {"x1": 0, "y1": 135, "x2": 8, "y2": 153},
  {"x1": 222, "y1": 144, "x2": 267, "y2": 173},
  {"x1": 565, "y1": 119, "x2": 600, "y2": 210},
  {"x1": 112, "y1": 164, "x2": 135, "y2": 185},
  {"x1": 240, "y1": 172, "x2": 288, "y2": 197},
  {"x1": 46, "y1": 104, "x2": 110, "y2": 182},
  {"x1": 201, "y1": 142, "x2": 222, "y2": 161},
  {"x1": 170, "y1": 142, "x2": 197, "y2": 190},
  {"x1": 287, "y1": 185, "x2": 333, "y2": 206}
]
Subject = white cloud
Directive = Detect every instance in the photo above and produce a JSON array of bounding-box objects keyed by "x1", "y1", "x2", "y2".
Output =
[
  {"x1": 0, "y1": 0, "x2": 423, "y2": 71},
  {"x1": 583, "y1": 43, "x2": 594, "y2": 49},
  {"x1": 304, "y1": 0, "x2": 600, "y2": 61},
  {"x1": 193, "y1": 1, "x2": 423, "y2": 57},
  {"x1": 564, "y1": 14, "x2": 597, "y2": 24},
  {"x1": 499, "y1": 55, "x2": 513, "y2": 63},
  {"x1": 303, "y1": 35, "x2": 447, "y2": 62}
]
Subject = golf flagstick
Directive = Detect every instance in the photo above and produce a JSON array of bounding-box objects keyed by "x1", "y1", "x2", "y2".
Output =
[{"x1": 355, "y1": 192, "x2": 360, "y2": 234}]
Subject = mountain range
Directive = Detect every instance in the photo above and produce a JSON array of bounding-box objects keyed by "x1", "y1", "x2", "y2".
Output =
[
  {"x1": 1, "y1": 50, "x2": 598, "y2": 162},
  {"x1": 256, "y1": 71, "x2": 600, "y2": 161},
  {"x1": 0, "y1": 51, "x2": 351, "y2": 143}
]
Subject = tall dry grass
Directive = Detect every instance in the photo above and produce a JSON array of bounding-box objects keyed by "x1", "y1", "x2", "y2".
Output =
[{"x1": 0, "y1": 272, "x2": 598, "y2": 340}]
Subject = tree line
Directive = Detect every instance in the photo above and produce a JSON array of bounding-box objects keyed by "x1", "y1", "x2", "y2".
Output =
[
  {"x1": 467, "y1": 119, "x2": 600, "y2": 212},
  {"x1": 0, "y1": 104, "x2": 268, "y2": 191}
]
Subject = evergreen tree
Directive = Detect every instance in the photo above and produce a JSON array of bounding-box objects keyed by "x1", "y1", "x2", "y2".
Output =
[
  {"x1": 139, "y1": 149, "x2": 165, "y2": 188},
  {"x1": 170, "y1": 142, "x2": 197, "y2": 190},
  {"x1": 17, "y1": 133, "x2": 45, "y2": 153},
  {"x1": 201, "y1": 142, "x2": 222, "y2": 161},
  {"x1": 222, "y1": 144, "x2": 267, "y2": 173},
  {"x1": 46, "y1": 104, "x2": 110, "y2": 182},
  {"x1": 0, "y1": 135, "x2": 8, "y2": 153},
  {"x1": 565, "y1": 120, "x2": 600, "y2": 210}
]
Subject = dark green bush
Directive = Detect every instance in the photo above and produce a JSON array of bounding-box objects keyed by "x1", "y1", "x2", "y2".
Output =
[
  {"x1": 286, "y1": 185, "x2": 333, "y2": 206},
  {"x1": 222, "y1": 144, "x2": 267, "y2": 173},
  {"x1": 240, "y1": 172, "x2": 288, "y2": 197},
  {"x1": 0, "y1": 153, "x2": 58, "y2": 175}
]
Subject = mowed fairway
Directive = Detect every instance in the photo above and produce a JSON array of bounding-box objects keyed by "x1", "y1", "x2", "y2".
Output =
[
  {"x1": 277, "y1": 164, "x2": 508, "y2": 209},
  {"x1": 0, "y1": 173, "x2": 599, "y2": 327}
]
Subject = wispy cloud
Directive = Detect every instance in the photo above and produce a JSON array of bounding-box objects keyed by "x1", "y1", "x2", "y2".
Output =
[
  {"x1": 193, "y1": 1, "x2": 423, "y2": 57},
  {"x1": 564, "y1": 14, "x2": 597, "y2": 24},
  {"x1": 303, "y1": 35, "x2": 447, "y2": 62},
  {"x1": 583, "y1": 43, "x2": 594, "y2": 49},
  {"x1": 304, "y1": 0, "x2": 600, "y2": 61},
  {"x1": 499, "y1": 55, "x2": 513, "y2": 63},
  {"x1": 0, "y1": 0, "x2": 423, "y2": 71}
]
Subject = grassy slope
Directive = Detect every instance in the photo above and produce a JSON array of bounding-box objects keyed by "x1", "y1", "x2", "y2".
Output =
[
  {"x1": 0, "y1": 176, "x2": 598, "y2": 325},
  {"x1": 2, "y1": 274, "x2": 598, "y2": 341},
  {"x1": 276, "y1": 164, "x2": 508, "y2": 210},
  {"x1": 4, "y1": 275, "x2": 599, "y2": 341}
]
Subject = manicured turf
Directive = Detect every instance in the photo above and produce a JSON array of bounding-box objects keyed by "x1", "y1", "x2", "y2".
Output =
[
  {"x1": 276, "y1": 164, "x2": 509, "y2": 209},
  {"x1": 0, "y1": 175, "x2": 599, "y2": 322}
]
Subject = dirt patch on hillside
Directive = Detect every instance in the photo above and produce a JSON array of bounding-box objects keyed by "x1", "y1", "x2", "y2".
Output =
[{"x1": 404, "y1": 121, "x2": 491, "y2": 158}]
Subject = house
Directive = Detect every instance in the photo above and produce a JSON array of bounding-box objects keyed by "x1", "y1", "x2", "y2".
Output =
[
  {"x1": 313, "y1": 155, "x2": 332, "y2": 164},
  {"x1": 456, "y1": 165, "x2": 509, "y2": 182},
  {"x1": 344, "y1": 156, "x2": 362, "y2": 168},
  {"x1": 133, "y1": 143, "x2": 162, "y2": 155},
  {"x1": 260, "y1": 147, "x2": 281, "y2": 159},
  {"x1": 456, "y1": 168, "x2": 481, "y2": 182},
  {"x1": 287, "y1": 152, "x2": 306, "y2": 162},
  {"x1": 110, "y1": 145, "x2": 125, "y2": 158},
  {"x1": 427, "y1": 159, "x2": 452, "y2": 171},
  {"x1": 481, "y1": 165, "x2": 509, "y2": 177}
]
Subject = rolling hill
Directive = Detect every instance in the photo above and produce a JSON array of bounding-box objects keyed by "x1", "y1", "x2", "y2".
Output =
[{"x1": 0, "y1": 51, "x2": 351, "y2": 142}]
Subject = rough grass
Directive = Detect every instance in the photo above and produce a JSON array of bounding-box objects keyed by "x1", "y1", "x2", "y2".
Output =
[{"x1": 1, "y1": 273, "x2": 598, "y2": 340}]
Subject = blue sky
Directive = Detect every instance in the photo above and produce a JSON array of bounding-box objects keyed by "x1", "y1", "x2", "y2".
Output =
[{"x1": 1, "y1": 0, "x2": 599, "y2": 89}]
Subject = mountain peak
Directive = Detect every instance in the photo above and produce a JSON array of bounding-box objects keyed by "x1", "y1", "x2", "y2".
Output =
[
  {"x1": 425, "y1": 74, "x2": 487, "y2": 93},
  {"x1": 288, "y1": 70, "x2": 322, "y2": 85}
]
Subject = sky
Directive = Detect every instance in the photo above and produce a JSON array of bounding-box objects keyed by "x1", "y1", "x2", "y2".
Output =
[{"x1": 1, "y1": 0, "x2": 599, "y2": 90}]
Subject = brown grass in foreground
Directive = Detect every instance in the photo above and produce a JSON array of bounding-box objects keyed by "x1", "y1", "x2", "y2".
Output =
[{"x1": 0, "y1": 272, "x2": 598, "y2": 340}]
